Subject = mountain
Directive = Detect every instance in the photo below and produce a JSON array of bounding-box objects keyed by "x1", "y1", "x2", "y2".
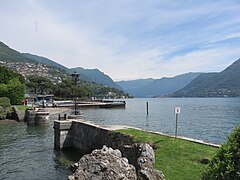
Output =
[
  {"x1": 117, "y1": 73, "x2": 201, "y2": 97},
  {"x1": 173, "y1": 59, "x2": 240, "y2": 97},
  {"x1": 116, "y1": 78, "x2": 155, "y2": 95},
  {"x1": 22, "y1": 53, "x2": 122, "y2": 90},
  {"x1": 22, "y1": 53, "x2": 68, "y2": 72},
  {"x1": 0, "y1": 41, "x2": 121, "y2": 90},
  {"x1": 69, "y1": 67, "x2": 122, "y2": 90},
  {"x1": 0, "y1": 41, "x2": 37, "y2": 63}
]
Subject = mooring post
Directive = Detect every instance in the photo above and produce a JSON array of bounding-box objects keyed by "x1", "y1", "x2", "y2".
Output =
[
  {"x1": 146, "y1": 102, "x2": 149, "y2": 116},
  {"x1": 174, "y1": 107, "x2": 181, "y2": 139}
]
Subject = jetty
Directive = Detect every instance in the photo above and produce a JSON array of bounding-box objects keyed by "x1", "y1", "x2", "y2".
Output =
[{"x1": 52, "y1": 100, "x2": 126, "y2": 108}]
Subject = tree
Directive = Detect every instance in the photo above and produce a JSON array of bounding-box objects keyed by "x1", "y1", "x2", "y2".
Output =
[
  {"x1": 0, "y1": 66, "x2": 25, "y2": 84},
  {"x1": 7, "y1": 78, "x2": 25, "y2": 105},
  {"x1": 0, "y1": 66, "x2": 25, "y2": 105},
  {"x1": 26, "y1": 75, "x2": 53, "y2": 94},
  {"x1": 202, "y1": 126, "x2": 240, "y2": 180}
]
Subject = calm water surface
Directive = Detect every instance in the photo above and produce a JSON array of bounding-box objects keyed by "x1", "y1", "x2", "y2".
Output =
[
  {"x1": 82, "y1": 98, "x2": 240, "y2": 144},
  {"x1": 0, "y1": 115, "x2": 80, "y2": 180},
  {"x1": 0, "y1": 98, "x2": 239, "y2": 179}
]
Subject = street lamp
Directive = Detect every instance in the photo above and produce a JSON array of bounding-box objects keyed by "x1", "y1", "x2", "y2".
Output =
[
  {"x1": 40, "y1": 81, "x2": 45, "y2": 108},
  {"x1": 71, "y1": 71, "x2": 80, "y2": 115}
]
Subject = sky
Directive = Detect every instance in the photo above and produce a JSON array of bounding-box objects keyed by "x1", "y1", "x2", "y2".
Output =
[{"x1": 0, "y1": 0, "x2": 240, "y2": 81}]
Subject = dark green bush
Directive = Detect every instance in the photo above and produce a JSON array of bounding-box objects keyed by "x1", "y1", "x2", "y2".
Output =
[
  {"x1": 0, "y1": 66, "x2": 25, "y2": 105},
  {"x1": 202, "y1": 126, "x2": 240, "y2": 180},
  {"x1": 0, "y1": 97, "x2": 11, "y2": 107},
  {"x1": 0, "y1": 97, "x2": 11, "y2": 120}
]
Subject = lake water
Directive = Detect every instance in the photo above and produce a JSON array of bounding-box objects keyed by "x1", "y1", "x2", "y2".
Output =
[
  {"x1": 82, "y1": 98, "x2": 240, "y2": 145},
  {"x1": 0, "y1": 98, "x2": 239, "y2": 179}
]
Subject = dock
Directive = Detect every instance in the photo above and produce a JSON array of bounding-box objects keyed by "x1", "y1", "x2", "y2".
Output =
[{"x1": 52, "y1": 100, "x2": 126, "y2": 108}]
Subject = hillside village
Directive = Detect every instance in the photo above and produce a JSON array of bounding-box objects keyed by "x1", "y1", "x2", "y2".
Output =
[{"x1": 0, "y1": 60, "x2": 64, "y2": 84}]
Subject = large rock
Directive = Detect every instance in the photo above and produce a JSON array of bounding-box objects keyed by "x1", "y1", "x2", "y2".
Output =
[
  {"x1": 70, "y1": 145, "x2": 137, "y2": 180},
  {"x1": 133, "y1": 143, "x2": 165, "y2": 180}
]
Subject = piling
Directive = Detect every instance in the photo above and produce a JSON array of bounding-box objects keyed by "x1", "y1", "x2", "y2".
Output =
[{"x1": 146, "y1": 102, "x2": 149, "y2": 116}]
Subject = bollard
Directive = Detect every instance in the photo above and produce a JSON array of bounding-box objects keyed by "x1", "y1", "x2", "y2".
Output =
[
  {"x1": 146, "y1": 102, "x2": 149, "y2": 116},
  {"x1": 174, "y1": 107, "x2": 181, "y2": 139}
]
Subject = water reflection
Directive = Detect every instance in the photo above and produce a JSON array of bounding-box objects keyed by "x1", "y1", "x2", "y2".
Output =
[{"x1": 26, "y1": 125, "x2": 49, "y2": 136}]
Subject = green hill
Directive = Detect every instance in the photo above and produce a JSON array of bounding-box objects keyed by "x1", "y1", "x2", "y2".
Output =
[
  {"x1": 22, "y1": 53, "x2": 68, "y2": 72},
  {"x1": 0, "y1": 42, "x2": 37, "y2": 63},
  {"x1": 70, "y1": 67, "x2": 123, "y2": 90},
  {"x1": 173, "y1": 59, "x2": 240, "y2": 97},
  {"x1": 0, "y1": 41, "x2": 121, "y2": 90}
]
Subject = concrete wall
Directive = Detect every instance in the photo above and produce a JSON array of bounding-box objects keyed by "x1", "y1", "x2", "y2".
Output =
[
  {"x1": 25, "y1": 109, "x2": 50, "y2": 126},
  {"x1": 54, "y1": 119, "x2": 135, "y2": 155}
]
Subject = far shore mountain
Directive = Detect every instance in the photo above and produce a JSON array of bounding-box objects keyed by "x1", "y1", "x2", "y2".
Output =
[
  {"x1": 172, "y1": 58, "x2": 240, "y2": 97},
  {"x1": 116, "y1": 73, "x2": 201, "y2": 97},
  {"x1": 1, "y1": 41, "x2": 239, "y2": 97}
]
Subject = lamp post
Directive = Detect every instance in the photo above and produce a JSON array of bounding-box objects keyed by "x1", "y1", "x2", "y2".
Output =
[
  {"x1": 40, "y1": 81, "x2": 45, "y2": 108},
  {"x1": 71, "y1": 71, "x2": 79, "y2": 115}
]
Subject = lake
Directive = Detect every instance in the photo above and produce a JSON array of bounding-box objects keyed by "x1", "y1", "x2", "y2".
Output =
[
  {"x1": 0, "y1": 98, "x2": 239, "y2": 179},
  {"x1": 82, "y1": 98, "x2": 240, "y2": 144}
]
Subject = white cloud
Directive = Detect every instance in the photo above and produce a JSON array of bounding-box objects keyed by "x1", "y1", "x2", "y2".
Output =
[{"x1": 0, "y1": 0, "x2": 239, "y2": 80}]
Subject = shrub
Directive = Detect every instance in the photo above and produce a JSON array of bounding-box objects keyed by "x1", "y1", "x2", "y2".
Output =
[
  {"x1": 0, "y1": 66, "x2": 26, "y2": 105},
  {"x1": 0, "y1": 97, "x2": 11, "y2": 107},
  {"x1": 202, "y1": 126, "x2": 240, "y2": 179},
  {"x1": 0, "y1": 97, "x2": 11, "y2": 120}
]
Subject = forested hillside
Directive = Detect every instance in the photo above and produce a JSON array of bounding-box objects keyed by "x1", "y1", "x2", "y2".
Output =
[{"x1": 173, "y1": 59, "x2": 240, "y2": 97}]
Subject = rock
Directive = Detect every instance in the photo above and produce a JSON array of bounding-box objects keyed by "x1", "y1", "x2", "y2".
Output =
[
  {"x1": 71, "y1": 146, "x2": 137, "y2": 180},
  {"x1": 70, "y1": 163, "x2": 79, "y2": 172},
  {"x1": 137, "y1": 143, "x2": 155, "y2": 164},
  {"x1": 68, "y1": 175, "x2": 75, "y2": 180},
  {"x1": 135, "y1": 144, "x2": 165, "y2": 180},
  {"x1": 122, "y1": 143, "x2": 165, "y2": 180}
]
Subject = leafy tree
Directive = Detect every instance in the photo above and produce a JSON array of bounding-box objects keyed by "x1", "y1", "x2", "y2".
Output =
[
  {"x1": 0, "y1": 83, "x2": 8, "y2": 97},
  {"x1": 53, "y1": 79, "x2": 74, "y2": 98},
  {"x1": 202, "y1": 126, "x2": 240, "y2": 180},
  {"x1": 26, "y1": 75, "x2": 53, "y2": 94},
  {"x1": 52, "y1": 78, "x2": 126, "y2": 99},
  {"x1": 7, "y1": 78, "x2": 25, "y2": 105},
  {"x1": 0, "y1": 66, "x2": 25, "y2": 105},
  {"x1": 0, "y1": 66, "x2": 25, "y2": 84}
]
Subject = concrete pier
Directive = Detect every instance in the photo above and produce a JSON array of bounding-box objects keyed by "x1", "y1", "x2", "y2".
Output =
[
  {"x1": 54, "y1": 120, "x2": 73, "y2": 149},
  {"x1": 25, "y1": 108, "x2": 50, "y2": 126}
]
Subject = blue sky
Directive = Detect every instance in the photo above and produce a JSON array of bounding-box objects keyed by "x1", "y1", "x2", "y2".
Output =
[{"x1": 0, "y1": 0, "x2": 240, "y2": 80}]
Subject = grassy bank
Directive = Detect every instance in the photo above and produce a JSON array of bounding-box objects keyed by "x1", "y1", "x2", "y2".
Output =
[
  {"x1": 118, "y1": 129, "x2": 218, "y2": 180},
  {"x1": 15, "y1": 105, "x2": 29, "y2": 111}
]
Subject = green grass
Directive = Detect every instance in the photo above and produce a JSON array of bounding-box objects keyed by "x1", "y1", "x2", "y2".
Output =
[
  {"x1": 117, "y1": 128, "x2": 218, "y2": 180},
  {"x1": 15, "y1": 105, "x2": 29, "y2": 111}
]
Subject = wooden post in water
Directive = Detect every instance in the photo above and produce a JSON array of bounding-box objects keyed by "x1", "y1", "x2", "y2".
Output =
[{"x1": 146, "y1": 102, "x2": 149, "y2": 116}]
